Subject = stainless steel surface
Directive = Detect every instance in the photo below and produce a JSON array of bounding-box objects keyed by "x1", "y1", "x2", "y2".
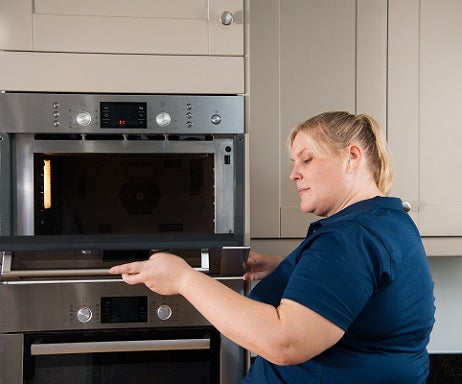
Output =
[
  {"x1": 0, "y1": 132, "x2": 11, "y2": 236},
  {"x1": 0, "y1": 93, "x2": 244, "y2": 135},
  {"x1": 0, "y1": 277, "x2": 243, "y2": 332},
  {"x1": 0, "y1": 334, "x2": 23, "y2": 383},
  {"x1": 31, "y1": 338, "x2": 211, "y2": 355}
]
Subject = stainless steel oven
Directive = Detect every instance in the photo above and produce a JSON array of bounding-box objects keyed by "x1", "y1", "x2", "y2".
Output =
[{"x1": 0, "y1": 93, "x2": 247, "y2": 383}]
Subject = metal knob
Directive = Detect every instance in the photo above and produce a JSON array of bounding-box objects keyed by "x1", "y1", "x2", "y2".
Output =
[
  {"x1": 156, "y1": 112, "x2": 172, "y2": 127},
  {"x1": 77, "y1": 307, "x2": 93, "y2": 323},
  {"x1": 402, "y1": 201, "x2": 412, "y2": 212},
  {"x1": 76, "y1": 112, "x2": 92, "y2": 127},
  {"x1": 211, "y1": 114, "x2": 222, "y2": 125},
  {"x1": 220, "y1": 11, "x2": 234, "y2": 26},
  {"x1": 156, "y1": 304, "x2": 173, "y2": 321}
]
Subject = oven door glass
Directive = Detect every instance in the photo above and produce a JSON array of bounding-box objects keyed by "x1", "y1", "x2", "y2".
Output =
[
  {"x1": 14, "y1": 135, "x2": 239, "y2": 239},
  {"x1": 23, "y1": 328, "x2": 219, "y2": 384},
  {"x1": 34, "y1": 153, "x2": 215, "y2": 236}
]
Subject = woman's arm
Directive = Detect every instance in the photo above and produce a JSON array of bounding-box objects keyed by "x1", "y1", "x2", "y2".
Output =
[{"x1": 110, "y1": 252, "x2": 344, "y2": 365}]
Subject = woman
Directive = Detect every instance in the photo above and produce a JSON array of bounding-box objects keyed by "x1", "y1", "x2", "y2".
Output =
[{"x1": 110, "y1": 111, "x2": 435, "y2": 383}]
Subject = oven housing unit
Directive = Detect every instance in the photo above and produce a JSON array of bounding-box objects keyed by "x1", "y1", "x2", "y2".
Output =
[{"x1": 0, "y1": 93, "x2": 247, "y2": 384}]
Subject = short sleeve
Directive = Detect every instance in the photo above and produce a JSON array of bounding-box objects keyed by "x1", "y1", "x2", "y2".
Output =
[{"x1": 282, "y1": 222, "x2": 389, "y2": 330}]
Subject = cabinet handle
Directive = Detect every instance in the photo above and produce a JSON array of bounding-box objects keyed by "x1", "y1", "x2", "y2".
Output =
[
  {"x1": 220, "y1": 11, "x2": 234, "y2": 26},
  {"x1": 402, "y1": 201, "x2": 412, "y2": 212}
]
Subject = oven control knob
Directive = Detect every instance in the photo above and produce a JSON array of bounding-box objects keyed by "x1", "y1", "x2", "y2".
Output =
[
  {"x1": 156, "y1": 304, "x2": 173, "y2": 321},
  {"x1": 156, "y1": 112, "x2": 172, "y2": 127},
  {"x1": 77, "y1": 307, "x2": 93, "y2": 323},
  {"x1": 76, "y1": 112, "x2": 92, "y2": 127},
  {"x1": 211, "y1": 114, "x2": 222, "y2": 125}
]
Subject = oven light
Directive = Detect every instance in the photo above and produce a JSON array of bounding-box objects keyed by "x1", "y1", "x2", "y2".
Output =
[{"x1": 44, "y1": 159, "x2": 52, "y2": 209}]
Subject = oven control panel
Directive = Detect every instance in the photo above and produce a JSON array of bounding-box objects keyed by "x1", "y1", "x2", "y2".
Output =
[
  {"x1": 0, "y1": 93, "x2": 244, "y2": 135},
  {"x1": 68, "y1": 291, "x2": 208, "y2": 328}
]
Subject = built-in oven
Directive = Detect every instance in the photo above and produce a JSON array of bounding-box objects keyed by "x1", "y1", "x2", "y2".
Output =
[
  {"x1": 0, "y1": 93, "x2": 247, "y2": 383},
  {"x1": 0, "y1": 272, "x2": 245, "y2": 384},
  {"x1": 0, "y1": 93, "x2": 244, "y2": 240}
]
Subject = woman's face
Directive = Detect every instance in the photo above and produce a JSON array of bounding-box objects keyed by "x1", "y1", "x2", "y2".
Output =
[{"x1": 289, "y1": 132, "x2": 351, "y2": 217}]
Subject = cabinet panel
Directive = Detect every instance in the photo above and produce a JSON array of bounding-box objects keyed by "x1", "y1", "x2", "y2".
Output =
[
  {"x1": 0, "y1": 0, "x2": 33, "y2": 50},
  {"x1": 34, "y1": 0, "x2": 207, "y2": 18},
  {"x1": 389, "y1": 0, "x2": 462, "y2": 236},
  {"x1": 249, "y1": 0, "x2": 387, "y2": 238},
  {"x1": 0, "y1": 0, "x2": 243, "y2": 56},
  {"x1": 279, "y1": 0, "x2": 357, "y2": 212},
  {"x1": 0, "y1": 52, "x2": 244, "y2": 94},
  {"x1": 419, "y1": 0, "x2": 462, "y2": 235},
  {"x1": 34, "y1": 15, "x2": 209, "y2": 55},
  {"x1": 248, "y1": 0, "x2": 280, "y2": 237}
]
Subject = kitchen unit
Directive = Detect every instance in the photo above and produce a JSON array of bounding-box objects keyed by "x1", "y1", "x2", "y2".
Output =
[
  {"x1": 0, "y1": 92, "x2": 247, "y2": 383},
  {"x1": 0, "y1": 1, "x2": 248, "y2": 382},
  {"x1": 0, "y1": 0, "x2": 244, "y2": 94}
]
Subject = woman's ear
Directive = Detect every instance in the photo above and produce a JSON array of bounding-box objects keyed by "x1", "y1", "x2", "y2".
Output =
[{"x1": 347, "y1": 144, "x2": 363, "y2": 166}]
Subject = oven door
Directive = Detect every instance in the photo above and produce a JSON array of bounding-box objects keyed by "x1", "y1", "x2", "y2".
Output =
[
  {"x1": 12, "y1": 133, "x2": 244, "y2": 243},
  {"x1": 4, "y1": 328, "x2": 220, "y2": 384}
]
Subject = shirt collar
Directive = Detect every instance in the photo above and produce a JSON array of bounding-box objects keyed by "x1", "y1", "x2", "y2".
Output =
[{"x1": 307, "y1": 196, "x2": 403, "y2": 235}]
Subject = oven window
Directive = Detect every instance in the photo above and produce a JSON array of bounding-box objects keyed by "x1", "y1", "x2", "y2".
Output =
[
  {"x1": 34, "y1": 154, "x2": 214, "y2": 235},
  {"x1": 23, "y1": 328, "x2": 219, "y2": 384}
]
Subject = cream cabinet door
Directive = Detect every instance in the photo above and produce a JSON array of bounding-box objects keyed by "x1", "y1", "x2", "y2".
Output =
[
  {"x1": 388, "y1": 0, "x2": 462, "y2": 236},
  {"x1": 0, "y1": 0, "x2": 243, "y2": 55},
  {"x1": 249, "y1": 0, "x2": 387, "y2": 238}
]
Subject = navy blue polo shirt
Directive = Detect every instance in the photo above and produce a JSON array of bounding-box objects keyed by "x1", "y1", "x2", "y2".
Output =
[{"x1": 244, "y1": 197, "x2": 435, "y2": 384}]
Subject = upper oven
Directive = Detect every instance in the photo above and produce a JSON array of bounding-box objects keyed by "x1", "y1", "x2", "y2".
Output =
[{"x1": 0, "y1": 93, "x2": 245, "y2": 245}]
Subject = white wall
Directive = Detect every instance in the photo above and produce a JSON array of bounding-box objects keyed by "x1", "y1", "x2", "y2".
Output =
[{"x1": 427, "y1": 257, "x2": 462, "y2": 353}]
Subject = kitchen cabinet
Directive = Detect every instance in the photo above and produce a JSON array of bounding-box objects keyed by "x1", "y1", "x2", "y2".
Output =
[
  {"x1": 388, "y1": 0, "x2": 462, "y2": 238},
  {"x1": 248, "y1": 0, "x2": 387, "y2": 238},
  {"x1": 0, "y1": 0, "x2": 244, "y2": 93},
  {"x1": 0, "y1": 0, "x2": 243, "y2": 56}
]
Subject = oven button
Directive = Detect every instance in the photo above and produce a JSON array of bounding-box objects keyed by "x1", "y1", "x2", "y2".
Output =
[
  {"x1": 211, "y1": 114, "x2": 222, "y2": 125},
  {"x1": 77, "y1": 307, "x2": 93, "y2": 323},
  {"x1": 76, "y1": 112, "x2": 92, "y2": 127},
  {"x1": 156, "y1": 112, "x2": 172, "y2": 127},
  {"x1": 156, "y1": 304, "x2": 173, "y2": 321}
]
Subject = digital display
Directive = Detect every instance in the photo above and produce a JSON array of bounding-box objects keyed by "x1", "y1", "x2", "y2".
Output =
[
  {"x1": 101, "y1": 296, "x2": 148, "y2": 323},
  {"x1": 100, "y1": 102, "x2": 147, "y2": 128}
]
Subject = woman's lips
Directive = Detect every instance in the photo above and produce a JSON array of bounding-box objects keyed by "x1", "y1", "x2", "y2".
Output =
[{"x1": 297, "y1": 187, "x2": 309, "y2": 195}]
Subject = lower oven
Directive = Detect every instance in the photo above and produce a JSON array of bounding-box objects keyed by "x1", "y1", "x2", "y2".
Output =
[
  {"x1": 6, "y1": 328, "x2": 220, "y2": 384},
  {"x1": 0, "y1": 253, "x2": 247, "y2": 384}
]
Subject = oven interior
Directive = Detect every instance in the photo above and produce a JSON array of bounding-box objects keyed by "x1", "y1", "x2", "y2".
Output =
[{"x1": 33, "y1": 152, "x2": 215, "y2": 236}]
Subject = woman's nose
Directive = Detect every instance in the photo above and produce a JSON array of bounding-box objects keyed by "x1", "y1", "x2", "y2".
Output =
[{"x1": 289, "y1": 165, "x2": 301, "y2": 181}]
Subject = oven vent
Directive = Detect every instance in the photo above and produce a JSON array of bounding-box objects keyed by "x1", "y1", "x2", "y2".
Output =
[
  {"x1": 34, "y1": 133, "x2": 83, "y2": 140},
  {"x1": 33, "y1": 133, "x2": 214, "y2": 141},
  {"x1": 126, "y1": 134, "x2": 166, "y2": 141},
  {"x1": 167, "y1": 134, "x2": 214, "y2": 141},
  {"x1": 84, "y1": 134, "x2": 125, "y2": 141}
]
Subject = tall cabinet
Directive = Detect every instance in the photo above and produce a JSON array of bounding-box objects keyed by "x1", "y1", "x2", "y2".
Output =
[
  {"x1": 248, "y1": 0, "x2": 387, "y2": 240},
  {"x1": 249, "y1": 0, "x2": 462, "y2": 256},
  {"x1": 388, "y1": 0, "x2": 462, "y2": 254}
]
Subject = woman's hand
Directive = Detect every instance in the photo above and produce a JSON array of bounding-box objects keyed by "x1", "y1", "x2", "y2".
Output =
[
  {"x1": 109, "y1": 252, "x2": 194, "y2": 296},
  {"x1": 243, "y1": 251, "x2": 284, "y2": 281}
]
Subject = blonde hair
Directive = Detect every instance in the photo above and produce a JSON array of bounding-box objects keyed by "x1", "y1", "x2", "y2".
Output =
[{"x1": 288, "y1": 111, "x2": 393, "y2": 195}]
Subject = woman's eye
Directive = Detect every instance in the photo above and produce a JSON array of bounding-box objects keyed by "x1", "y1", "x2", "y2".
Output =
[{"x1": 302, "y1": 158, "x2": 312, "y2": 165}]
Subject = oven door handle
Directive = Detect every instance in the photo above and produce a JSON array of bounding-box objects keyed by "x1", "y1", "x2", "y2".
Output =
[
  {"x1": 31, "y1": 338, "x2": 210, "y2": 355},
  {"x1": 0, "y1": 250, "x2": 210, "y2": 278}
]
